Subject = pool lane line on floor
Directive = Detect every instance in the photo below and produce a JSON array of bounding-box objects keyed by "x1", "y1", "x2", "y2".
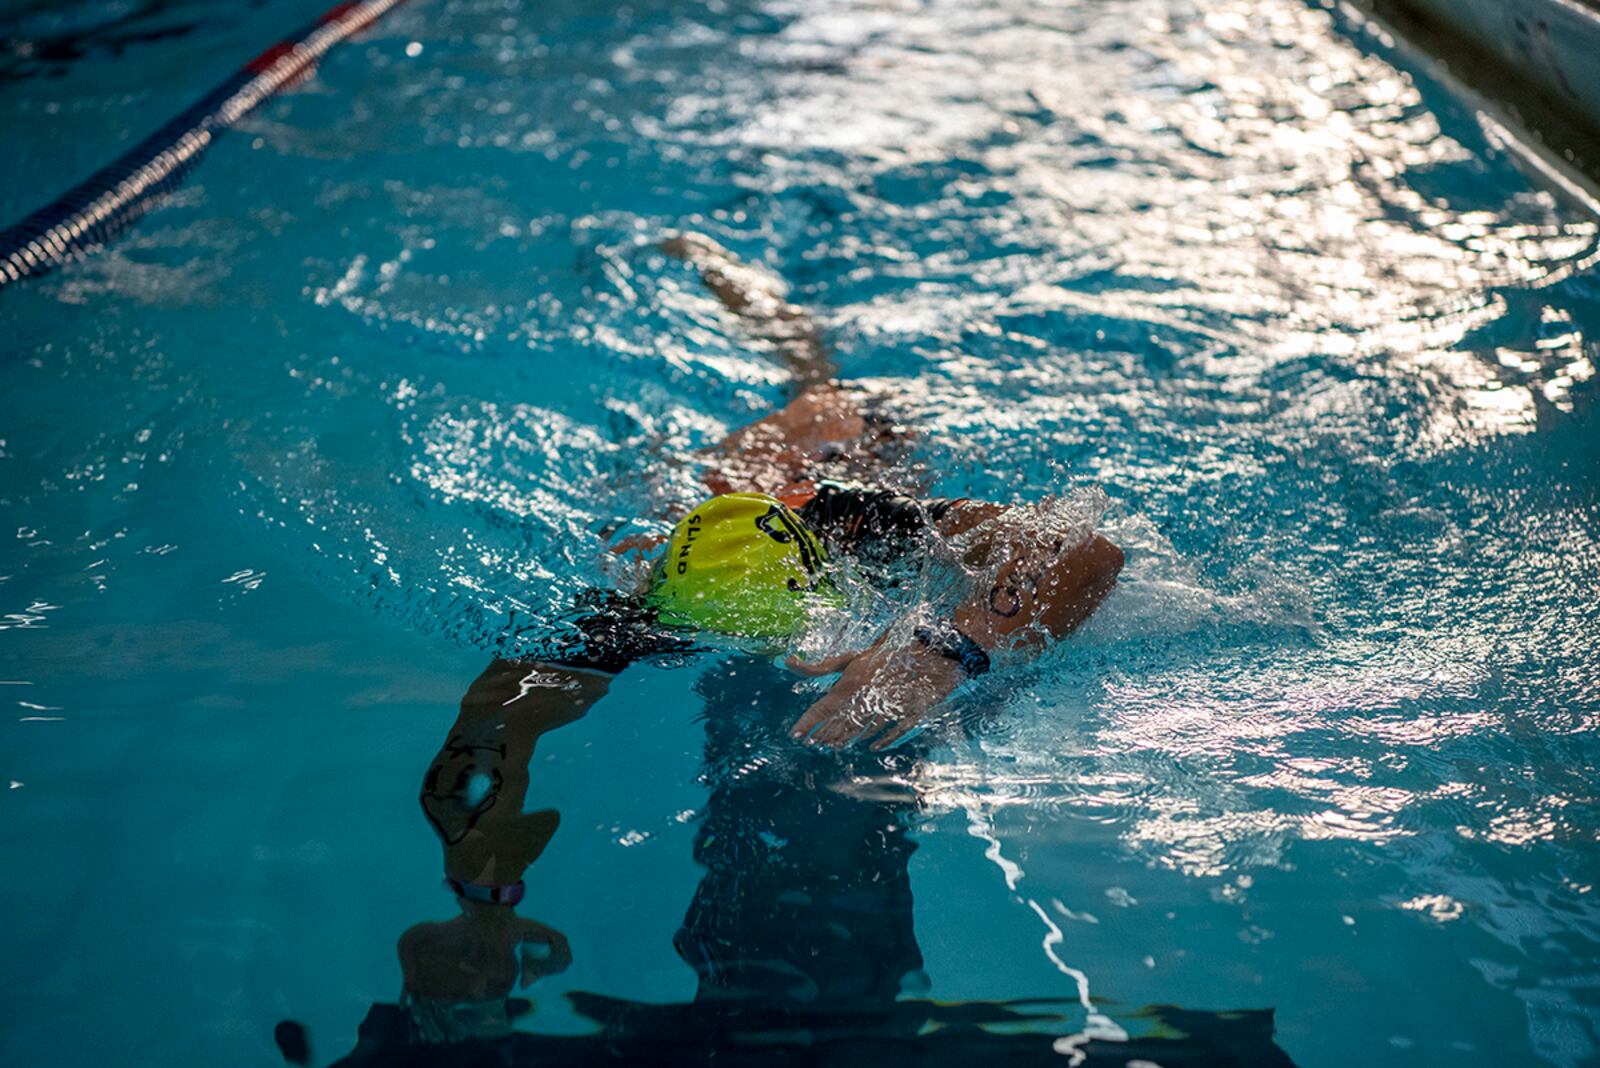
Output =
[{"x1": 0, "y1": 0, "x2": 411, "y2": 289}]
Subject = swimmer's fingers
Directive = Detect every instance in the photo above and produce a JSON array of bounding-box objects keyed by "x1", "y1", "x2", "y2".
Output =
[
  {"x1": 804, "y1": 699, "x2": 911, "y2": 749},
  {"x1": 792, "y1": 643, "x2": 952, "y2": 747},
  {"x1": 660, "y1": 231, "x2": 727, "y2": 263},
  {"x1": 518, "y1": 924, "x2": 572, "y2": 984},
  {"x1": 785, "y1": 651, "x2": 863, "y2": 677},
  {"x1": 860, "y1": 678, "x2": 942, "y2": 749},
  {"x1": 608, "y1": 533, "x2": 666, "y2": 556},
  {"x1": 812, "y1": 702, "x2": 884, "y2": 747},
  {"x1": 790, "y1": 642, "x2": 892, "y2": 742},
  {"x1": 870, "y1": 710, "x2": 928, "y2": 750},
  {"x1": 810, "y1": 680, "x2": 912, "y2": 747},
  {"x1": 789, "y1": 690, "x2": 844, "y2": 740},
  {"x1": 789, "y1": 670, "x2": 871, "y2": 743}
]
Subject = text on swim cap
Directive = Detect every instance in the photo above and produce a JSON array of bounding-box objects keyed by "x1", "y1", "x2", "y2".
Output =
[{"x1": 675, "y1": 513, "x2": 702, "y2": 575}]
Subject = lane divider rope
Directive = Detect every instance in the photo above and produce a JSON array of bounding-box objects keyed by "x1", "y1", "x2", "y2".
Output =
[{"x1": 0, "y1": 0, "x2": 410, "y2": 288}]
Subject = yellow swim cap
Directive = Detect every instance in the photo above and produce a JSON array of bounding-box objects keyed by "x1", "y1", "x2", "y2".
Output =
[{"x1": 648, "y1": 492, "x2": 835, "y2": 638}]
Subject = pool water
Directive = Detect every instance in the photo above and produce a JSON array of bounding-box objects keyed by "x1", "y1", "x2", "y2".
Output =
[{"x1": 2, "y1": 0, "x2": 1598, "y2": 1064}]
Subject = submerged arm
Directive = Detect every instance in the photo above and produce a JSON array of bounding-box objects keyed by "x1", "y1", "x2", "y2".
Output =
[
  {"x1": 421, "y1": 659, "x2": 612, "y2": 884},
  {"x1": 401, "y1": 660, "x2": 602, "y2": 1007}
]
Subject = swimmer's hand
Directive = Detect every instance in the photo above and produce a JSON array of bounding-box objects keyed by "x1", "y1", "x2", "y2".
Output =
[
  {"x1": 786, "y1": 531, "x2": 1126, "y2": 748},
  {"x1": 517, "y1": 919, "x2": 573, "y2": 986},
  {"x1": 608, "y1": 533, "x2": 667, "y2": 556},
  {"x1": 787, "y1": 639, "x2": 965, "y2": 750}
]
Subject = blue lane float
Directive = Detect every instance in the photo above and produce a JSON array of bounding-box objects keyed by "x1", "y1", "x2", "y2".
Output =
[{"x1": 0, "y1": 0, "x2": 410, "y2": 288}]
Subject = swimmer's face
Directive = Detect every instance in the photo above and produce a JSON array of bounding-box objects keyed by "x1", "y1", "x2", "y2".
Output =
[{"x1": 420, "y1": 739, "x2": 505, "y2": 845}]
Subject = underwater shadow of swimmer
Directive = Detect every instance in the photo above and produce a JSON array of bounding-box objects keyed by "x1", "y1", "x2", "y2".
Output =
[
  {"x1": 329, "y1": 991, "x2": 1298, "y2": 1066},
  {"x1": 315, "y1": 656, "x2": 1299, "y2": 1066}
]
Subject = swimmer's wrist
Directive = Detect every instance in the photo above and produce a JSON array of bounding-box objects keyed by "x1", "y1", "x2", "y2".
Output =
[{"x1": 911, "y1": 620, "x2": 992, "y2": 679}]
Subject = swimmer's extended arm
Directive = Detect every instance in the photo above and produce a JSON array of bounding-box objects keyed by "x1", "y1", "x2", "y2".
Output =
[
  {"x1": 403, "y1": 660, "x2": 594, "y2": 1003},
  {"x1": 789, "y1": 517, "x2": 1124, "y2": 749},
  {"x1": 422, "y1": 660, "x2": 612, "y2": 884},
  {"x1": 420, "y1": 589, "x2": 686, "y2": 854}
]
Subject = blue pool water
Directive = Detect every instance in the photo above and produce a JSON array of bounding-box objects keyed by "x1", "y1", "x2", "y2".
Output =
[{"x1": 2, "y1": 0, "x2": 1598, "y2": 1064}]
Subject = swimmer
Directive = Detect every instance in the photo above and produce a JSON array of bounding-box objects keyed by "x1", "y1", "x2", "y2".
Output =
[
  {"x1": 504, "y1": 232, "x2": 1125, "y2": 750},
  {"x1": 401, "y1": 243, "x2": 1122, "y2": 1037}
]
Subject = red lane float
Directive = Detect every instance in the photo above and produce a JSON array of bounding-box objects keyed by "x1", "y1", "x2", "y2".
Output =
[{"x1": 0, "y1": 0, "x2": 410, "y2": 288}]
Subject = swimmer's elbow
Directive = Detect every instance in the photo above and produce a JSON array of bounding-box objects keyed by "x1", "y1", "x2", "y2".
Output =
[{"x1": 1087, "y1": 533, "x2": 1124, "y2": 582}]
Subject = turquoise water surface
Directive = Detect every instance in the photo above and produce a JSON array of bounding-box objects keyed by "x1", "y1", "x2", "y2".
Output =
[{"x1": 2, "y1": 0, "x2": 1598, "y2": 1064}]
